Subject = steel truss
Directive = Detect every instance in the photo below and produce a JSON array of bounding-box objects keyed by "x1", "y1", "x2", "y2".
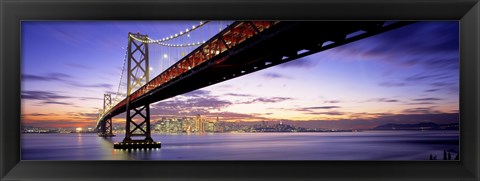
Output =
[
  {"x1": 100, "y1": 94, "x2": 114, "y2": 137},
  {"x1": 123, "y1": 33, "x2": 154, "y2": 143}
]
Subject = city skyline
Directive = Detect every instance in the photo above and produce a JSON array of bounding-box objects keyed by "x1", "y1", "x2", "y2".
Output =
[{"x1": 21, "y1": 21, "x2": 459, "y2": 130}]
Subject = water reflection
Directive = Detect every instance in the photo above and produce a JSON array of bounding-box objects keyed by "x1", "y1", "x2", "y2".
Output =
[
  {"x1": 21, "y1": 131, "x2": 459, "y2": 160},
  {"x1": 96, "y1": 136, "x2": 162, "y2": 160}
]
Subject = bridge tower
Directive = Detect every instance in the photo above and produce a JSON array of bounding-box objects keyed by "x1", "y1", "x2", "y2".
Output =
[
  {"x1": 114, "y1": 32, "x2": 160, "y2": 149},
  {"x1": 99, "y1": 94, "x2": 115, "y2": 137}
]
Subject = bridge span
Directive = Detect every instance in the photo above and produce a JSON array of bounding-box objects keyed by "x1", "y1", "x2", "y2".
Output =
[{"x1": 95, "y1": 21, "x2": 413, "y2": 149}]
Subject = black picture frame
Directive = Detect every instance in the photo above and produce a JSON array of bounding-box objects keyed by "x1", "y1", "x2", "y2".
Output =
[{"x1": 1, "y1": 0, "x2": 479, "y2": 180}]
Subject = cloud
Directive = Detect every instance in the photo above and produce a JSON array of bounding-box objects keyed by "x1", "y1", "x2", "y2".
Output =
[
  {"x1": 188, "y1": 98, "x2": 232, "y2": 108},
  {"x1": 300, "y1": 106, "x2": 340, "y2": 110},
  {"x1": 22, "y1": 90, "x2": 105, "y2": 102},
  {"x1": 23, "y1": 113, "x2": 59, "y2": 117},
  {"x1": 431, "y1": 82, "x2": 450, "y2": 87},
  {"x1": 224, "y1": 93, "x2": 253, "y2": 97},
  {"x1": 402, "y1": 72, "x2": 456, "y2": 94},
  {"x1": 293, "y1": 106, "x2": 342, "y2": 115},
  {"x1": 413, "y1": 98, "x2": 442, "y2": 101},
  {"x1": 213, "y1": 112, "x2": 264, "y2": 120},
  {"x1": 42, "y1": 101, "x2": 73, "y2": 105},
  {"x1": 373, "y1": 98, "x2": 399, "y2": 103},
  {"x1": 270, "y1": 106, "x2": 342, "y2": 113},
  {"x1": 22, "y1": 90, "x2": 72, "y2": 100},
  {"x1": 328, "y1": 22, "x2": 459, "y2": 72},
  {"x1": 22, "y1": 73, "x2": 113, "y2": 89},
  {"x1": 181, "y1": 90, "x2": 211, "y2": 98},
  {"x1": 150, "y1": 91, "x2": 291, "y2": 121},
  {"x1": 22, "y1": 73, "x2": 72, "y2": 82},
  {"x1": 73, "y1": 83, "x2": 112, "y2": 89},
  {"x1": 218, "y1": 84, "x2": 233, "y2": 89},
  {"x1": 66, "y1": 112, "x2": 100, "y2": 120},
  {"x1": 150, "y1": 94, "x2": 232, "y2": 117},
  {"x1": 323, "y1": 100, "x2": 341, "y2": 104},
  {"x1": 78, "y1": 97, "x2": 103, "y2": 101},
  {"x1": 405, "y1": 74, "x2": 435, "y2": 81},
  {"x1": 65, "y1": 63, "x2": 92, "y2": 70},
  {"x1": 22, "y1": 119, "x2": 96, "y2": 128},
  {"x1": 407, "y1": 102, "x2": 435, "y2": 105},
  {"x1": 278, "y1": 57, "x2": 316, "y2": 69},
  {"x1": 21, "y1": 90, "x2": 98, "y2": 106},
  {"x1": 402, "y1": 107, "x2": 441, "y2": 114},
  {"x1": 262, "y1": 72, "x2": 291, "y2": 79},
  {"x1": 305, "y1": 111, "x2": 345, "y2": 116},
  {"x1": 238, "y1": 97, "x2": 292, "y2": 104},
  {"x1": 378, "y1": 72, "x2": 452, "y2": 88},
  {"x1": 363, "y1": 98, "x2": 399, "y2": 103},
  {"x1": 425, "y1": 89, "x2": 439, "y2": 92},
  {"x1": 378, "y1": 82, "x2": 406, "y2": 87},
  {"x1": 379, "y1": 99, "x2": 398, "y2": 103},
  {"x1": 105, "y1": 91, "x2": 119, "y2": 95}
]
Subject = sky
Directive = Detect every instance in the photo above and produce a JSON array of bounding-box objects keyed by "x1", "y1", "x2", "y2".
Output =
[{"x1": 21, "y1": 21, "x2": 459, "y2": 129}]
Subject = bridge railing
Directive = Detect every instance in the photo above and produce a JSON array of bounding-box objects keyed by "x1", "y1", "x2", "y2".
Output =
[{"x1": 105, "y1": 21, "x2": 278, "y2": 117}]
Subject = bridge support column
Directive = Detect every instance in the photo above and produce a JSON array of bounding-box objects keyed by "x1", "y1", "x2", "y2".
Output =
[
  {"x1": 105, "y1": 118, "x2": 114, "y2": 136},
  {"x1": 123, "y1": 103, "x2": 153, "y2": 142},
  {"x1": 114, "y1": 32, "x2": 160, "y2": 150},
  {"x1": 115, "y1": 103, "x2": 160, "y2": 149},
  {"x1": 99, "y1": 94, "x2": 115, "y2": 137},
  {"x1": 99, "y1": 117, "x2": 115, "y2": 137}
]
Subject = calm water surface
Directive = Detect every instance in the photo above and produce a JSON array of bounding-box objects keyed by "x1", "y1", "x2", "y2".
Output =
[{"x1": 21, "y1": 131, "x2": 459, "y2": 160}]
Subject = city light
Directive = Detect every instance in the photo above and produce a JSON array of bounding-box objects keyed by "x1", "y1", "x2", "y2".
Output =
[{"x1": 163, "y1": 54, "x2": 168, "y2": 58}]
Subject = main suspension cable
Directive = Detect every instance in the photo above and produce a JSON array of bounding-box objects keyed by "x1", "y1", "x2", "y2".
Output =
[{"x1": 129, "y1": 21, "x2": 210, "y2": 44}]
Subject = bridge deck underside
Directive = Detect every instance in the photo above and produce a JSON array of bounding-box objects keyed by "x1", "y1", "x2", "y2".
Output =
[{"x1": 98, "y1": 21, "x2": 411, "y2": 126}]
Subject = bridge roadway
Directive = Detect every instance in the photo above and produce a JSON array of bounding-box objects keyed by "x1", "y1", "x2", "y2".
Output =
[{"x1": 96, "y1": 21, "x2": 413, "y2": 128}]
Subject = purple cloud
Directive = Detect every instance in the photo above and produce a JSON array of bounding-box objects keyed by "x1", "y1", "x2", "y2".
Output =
[
  {"x1": 408, "y1": 102, "x2": 435, "y2": 105},
  {"x1": 425, "y1": 89, "x2": 440, "y2": 92},
  {"x1": 329, "y1": 22, "x2": 458, "y2": 71},
  {"x1": 378, "y1": 82, "x2": 406, "y2": 87},
  {"x1": 65, "y1": 63, "x2": 92, "y2": 70},
  {"x1": 22, "y1": 90, "x2": 72, "y2": 100},
  {"x1": 306, "y1": 111, "x2": 345, "y2": 115},
  {"x1": 182, "y1": 90, "x2": 211, "y2": 98},
  {"x1": 402, "y1": 107, "x2": 441, "y2": 114},
  {"x1": 262, "y1": 72, "x2": 291, "y2": 79},
  {"x1": 224, "y1": 93, "x2": 253, "y2": 97},
  {"x1": 23, "y1": 73, "x2": 113, "y2": 89},
  {"x1": 374, "y1": 98, "x2": 399, "y2": 103},
  {"x1": 151, "y1": 94, "x2": 232, "y2": 117},
  {"x1": 23, "y1": 73, "x2": 71, "y2": 82},
  {"x1": 278, "y1": 57, "x2": 316, "y2": 69},
  {"x1": 364, "y1": 98, "x2": 399, "y2": 103},
  {"x1": 301, "y1": 106, "x2": 340, "y2": 110},
  {"x1": 413, "y1": 98, "x2": 442, "y2": 101},
  {"x1": 239, "y1": 97, "x2": 292, "y2": 104},
  {"x1": 293, "y1": 106, "x2": 342, "y2": 114},
  {"x1": 42, "y1": 101, "x2": 73, "y2": 105}
]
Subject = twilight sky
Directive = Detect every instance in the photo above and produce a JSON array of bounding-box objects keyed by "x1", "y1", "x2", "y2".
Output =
[{"x1": 21, "y1": 21, "x2": 459, "y2": 129}]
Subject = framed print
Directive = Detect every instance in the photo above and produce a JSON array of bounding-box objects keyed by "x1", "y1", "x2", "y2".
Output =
[{"x1": 1, "y1": 0, "x2": 479, "y2": 180}]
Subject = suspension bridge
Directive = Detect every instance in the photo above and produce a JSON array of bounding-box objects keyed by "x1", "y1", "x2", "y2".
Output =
[{"x1": 94, "y1": 21, "x2": 413, "y2": 149}]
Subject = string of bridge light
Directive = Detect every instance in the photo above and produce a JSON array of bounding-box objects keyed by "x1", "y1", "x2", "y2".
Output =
[
  {"x1": 151, "y1": 41, "x2": 207, "y2": 47},
  {"x1": 113, "y1": 48, "x2": 128, "y2": 107},
  {"x1": 129, "y1": 37, "x2": 206, "y2": 47},
  {"x1": 129, "y1": 21, "x2": 209, "y2": 45}
]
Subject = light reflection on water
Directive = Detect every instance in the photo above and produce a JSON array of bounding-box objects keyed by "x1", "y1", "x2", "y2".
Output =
[{"x1": 21, "y1": 131, "x2": 459, "y2": 160}]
